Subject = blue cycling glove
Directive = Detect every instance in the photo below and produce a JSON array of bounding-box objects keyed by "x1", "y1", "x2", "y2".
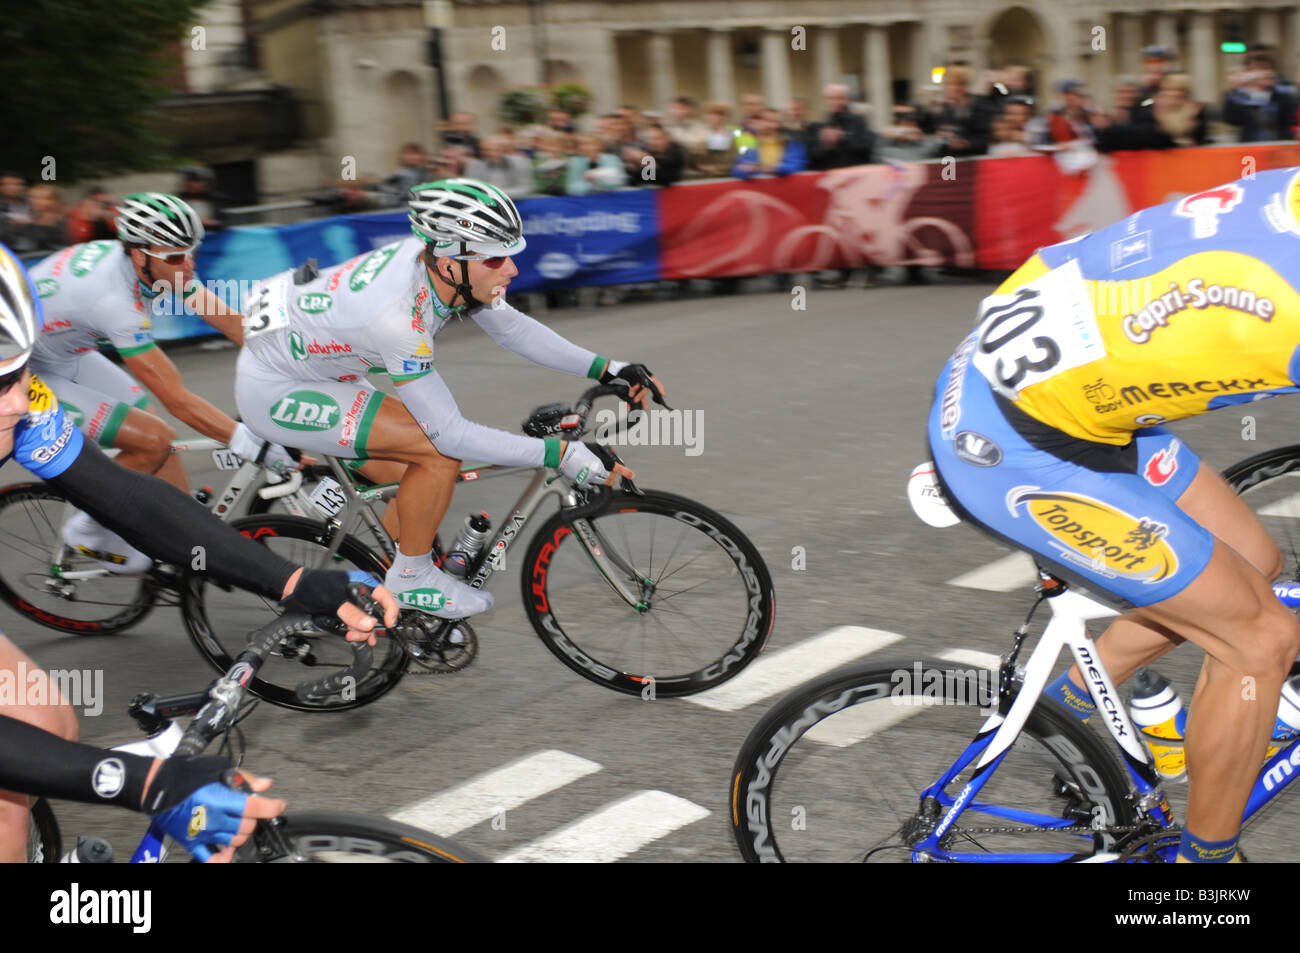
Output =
[{"x1": 152, "y1": 780, "x2": 251, "y2": 862}]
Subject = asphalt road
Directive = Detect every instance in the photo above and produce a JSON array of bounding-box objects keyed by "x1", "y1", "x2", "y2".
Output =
[{"x1": 5, "y1": 277, "x2": 1298, "y2": 863}]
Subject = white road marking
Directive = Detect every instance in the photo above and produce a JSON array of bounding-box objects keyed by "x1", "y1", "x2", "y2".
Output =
[
  {"x1": 498, "y1": 790, "x2": 710, "y2": 863},
  {"x1": 388, "y1": 749, "x2": 601, "y2": 837},
  {"x1": 685, "y1": 626, "x2": 905, "y2": 711},
  {"x1": 948, "y1": 552, "x2": 1038, "y2": 591}
]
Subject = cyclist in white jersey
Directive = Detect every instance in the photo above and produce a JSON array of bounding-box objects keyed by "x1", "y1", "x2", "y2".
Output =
[
  {"x1": 235, "y1": 179, "x2": 663, "y2": 618},
  {"x1": 28, "y1": 193, "x2": 298, "y2": 570}
]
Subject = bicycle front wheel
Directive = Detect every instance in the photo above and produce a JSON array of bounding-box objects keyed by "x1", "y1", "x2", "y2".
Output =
[
  {"x1": 180, "y1": 514, "x2": 409, "y2": 711},
  {"x1": 236, "y1": 812, "x2": 487, "y2": 863},
  {"x1": 0, "y1": 483, "x2": 156, "y2": 634},
  {"x1": 522, "y1": 488, "x2": 774, "y2": 697},
  {"x1": 731, "y1": 659, "x2": 1138, "y2": 862}
]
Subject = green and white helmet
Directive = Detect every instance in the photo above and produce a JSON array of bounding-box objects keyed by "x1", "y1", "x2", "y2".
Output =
[
  {"x1": 115, "y1": 192, "x2": 205, "y2": 249},
  {"x1": 408, "y1": 179, "x2": 526, "y2": 258}
]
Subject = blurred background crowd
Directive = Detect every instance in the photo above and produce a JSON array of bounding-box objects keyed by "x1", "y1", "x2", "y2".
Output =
[{"x1": 5, "y1": 39, "x2": 1297, "y2": 256}]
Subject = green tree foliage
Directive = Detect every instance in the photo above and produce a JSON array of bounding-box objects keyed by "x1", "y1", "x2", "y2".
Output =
[{"x1": 0, "y1": 0, "x2": 205, "y2": 182}]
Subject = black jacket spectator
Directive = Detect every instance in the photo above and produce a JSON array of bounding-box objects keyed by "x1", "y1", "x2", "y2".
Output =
[
  {"x1": 1222, "y1": 81, "x2": 1299, "y2": 142},
  {"x1": 806, "y1": 109, "x2": 874, "y2": 169}
]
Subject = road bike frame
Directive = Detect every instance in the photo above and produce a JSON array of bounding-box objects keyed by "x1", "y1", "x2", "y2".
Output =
[
  {"x1": 906, "y1": 572, "x2": 1300, "y2": 862},
  {"x1": 306, "y1": 455, "x2": 659, "y2": 613}
]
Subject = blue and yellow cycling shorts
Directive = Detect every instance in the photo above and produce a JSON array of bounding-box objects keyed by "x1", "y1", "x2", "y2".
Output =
[{"x1": 926, "y1": 332, "x2": 1213, "y2": 608}]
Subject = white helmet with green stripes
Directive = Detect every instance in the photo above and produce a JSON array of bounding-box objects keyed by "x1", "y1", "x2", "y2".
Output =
[
  {"x1": 115, "y1": 192, "x2": 205, "y2": 249},
  {"x1": 408, "y1": 178, "x2": 527, "y2": 258}
]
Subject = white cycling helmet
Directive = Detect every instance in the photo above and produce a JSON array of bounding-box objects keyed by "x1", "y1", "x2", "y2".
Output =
[
  {"x1": 408, "y1": 178, "x2": 527, "y2": 258},
  {"x1": 115, "y1": 192, "x2": 205, "y2": 249},
  {"x1": 0, "y1": 242, "x2": 42, "y2": 377}
]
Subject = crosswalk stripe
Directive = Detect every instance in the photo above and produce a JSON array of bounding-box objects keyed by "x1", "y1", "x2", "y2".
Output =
[
  {"x1": 805, "y1": 650, "x2": 1001, "y2": 748},
  {"x1": 939, "y1": 649, "x2": 1002, "y2": 671},
  {"x1": 948, "y1": 552, "x2": 1037, "y2": 591},
  {"x1": 685, "y1": 626, "x2": 905, "y2": 712},
  {"x1": 1259, "y1": 494, "x2": 1300, "y2": 518},
  {"x1": 498, "y1": 790, "x2": 710, "y2": 863},
  {"x1": 388, "y1": 749, "x2": 601, "y2": 837}
]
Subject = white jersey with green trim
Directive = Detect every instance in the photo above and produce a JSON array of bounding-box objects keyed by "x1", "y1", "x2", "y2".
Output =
[
  {"x1": 28, "y1": 241, "x2": 161, "y2": 362},
  {"x1": 242, "y1": 236, "x2": 598, "y2": 383},
  {"x1": 240, "y1": 236, "x2": 606, "y2": 468}
]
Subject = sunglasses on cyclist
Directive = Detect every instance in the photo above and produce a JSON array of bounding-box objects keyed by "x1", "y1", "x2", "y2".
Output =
[
  {"x1": 139, "y1": 247, "x2": 197, "y2": 266},
  {"x1": 0, "y1": 365, "x2": 26, "y2": 395}
]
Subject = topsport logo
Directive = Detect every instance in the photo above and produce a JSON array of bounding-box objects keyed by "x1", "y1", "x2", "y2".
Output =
[{"x1": 1006, "y1": 487, "x2": 1179, "y2": 582}]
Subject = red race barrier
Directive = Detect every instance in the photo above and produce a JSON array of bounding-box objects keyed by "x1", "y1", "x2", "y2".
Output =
[{"x1": 657, "y1": 144, "x2": 1300, "y2": 278}]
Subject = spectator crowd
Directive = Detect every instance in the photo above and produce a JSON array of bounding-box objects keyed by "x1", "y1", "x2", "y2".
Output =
[
  {"x1": 0, "y1": 168, "x2": 224, "y2": 258},
  {"x1": 6, "y1": 42, "x2": 1299, "y2": 257},
  {"x1": 347, "y1": 42, "x2": 1299, "y2": 208}
]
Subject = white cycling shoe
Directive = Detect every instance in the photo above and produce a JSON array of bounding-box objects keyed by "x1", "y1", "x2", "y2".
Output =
[
  {"x1": 384, "y1": 560, "x2": 493, "y2": 619},
  {"x1": 61, "y1": 510, "x2": 153, "y2": 575}
]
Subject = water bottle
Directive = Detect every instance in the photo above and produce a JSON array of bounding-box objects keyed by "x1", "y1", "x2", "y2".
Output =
[
  {"x1": 1266, "y1": 675, "x2": 1300, "y2": 761},
  {"x1": 443, "y1": 513, "x2": 492, "y2": 578},
  {"x1": 59, "y1": 835, "x2": 113, "y2": 863},
  {"x1": 1128, "y1": 667, "x2": 1188, "y2": 781}
]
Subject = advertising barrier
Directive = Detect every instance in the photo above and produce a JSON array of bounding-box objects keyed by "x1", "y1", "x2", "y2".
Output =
[{"x1": 118, "y1": 141, "x2": 1300, "y2": 339}]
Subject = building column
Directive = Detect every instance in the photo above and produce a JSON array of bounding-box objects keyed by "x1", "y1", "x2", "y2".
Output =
[
  {"x1": 1188, "y1": 11, "x2": 1216, "y2": 105},
  {"x1": 595, "y1": 27, "x2": 620, "y2": 116},
  {"x1": 707, "y1": 28, "x2": 734, "y2": 106},
  {"x1": 1153, "y1": 13, "x2": 1178, "y2": 60},
  {"x1": 648, "y1": 30, "x2": 675, "y2": 112},
  {"x1": 864, "y1": 24, "x2": 892, "y2": 128},
  {"x1": 761, "y1": 25, "x2": 792, "y2": 109},
  {"x1": 1257, "y1": 10, "x2": 1282, "y2": 51},
  {"x1": 815, "y1": 25, "x2": 843, "y2": 94},
  {"x1": 912, "y1": 20, "x2": 933, "y2": 103},
  {"x1": 1117, "y1": 12, "x2": 1144, "y2": 76}
]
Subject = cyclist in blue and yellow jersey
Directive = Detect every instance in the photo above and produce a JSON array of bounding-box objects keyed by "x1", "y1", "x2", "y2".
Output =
[
  {"x1": 0, "y1": 242, "x2": 398, "y2": 860},
  {"x1": 928, "y1": 166, "x2": 1300, "y2": 863}
]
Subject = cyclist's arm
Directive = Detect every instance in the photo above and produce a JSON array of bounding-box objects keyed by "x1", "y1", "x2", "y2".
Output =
[
  {"x1": 186, "y1": 284, "x2": 245, "y2": 346},
  {"x1": 393, "y1": 369, "x2": 562, "y2": 468},
  {"x1": 0, "y1": 711, "x2": 157, "y2": 808},
  {"x1": 122, "y1": 347, "x2": 241, "y2": 444},
  {"x1": 469, "y1": 301, "x2": 603, "y2": 377},
  {"x1": 45, "y1": 438, "x2": 297, "y2": 598},
  {"x1": 0, "y1": 712, "x2": 283, "y2": 862}
]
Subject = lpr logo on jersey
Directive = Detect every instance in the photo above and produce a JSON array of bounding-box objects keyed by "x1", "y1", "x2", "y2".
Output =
[
  {"x1": 1174, "y1": 184, "x2": 1244, "y2": 239},
  {"x1": 1144, "y1": 439, "x2": 1180, "y2": 486}
]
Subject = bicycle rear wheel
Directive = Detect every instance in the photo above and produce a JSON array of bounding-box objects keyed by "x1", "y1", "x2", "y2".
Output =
[
  {"x1": 731, "y1": 659, "x2": 1139, "y2": 862},
  {"x1": 522, "y1": 488, "x2": 775, "y2": 697},
  {"x1": 235, "y1": 812, "x2": 487, "y2": 863},
  {"x1": 0, "y1": 483, "x2": 156, "y2": 634},
  {"x1": 180, "y1": 514, "x2": 409, "y2": 711}
]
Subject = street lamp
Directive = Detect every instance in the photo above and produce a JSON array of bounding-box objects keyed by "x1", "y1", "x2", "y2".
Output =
[{"x1": 423, "y1": 0, "x2": 453, "y2": 122}]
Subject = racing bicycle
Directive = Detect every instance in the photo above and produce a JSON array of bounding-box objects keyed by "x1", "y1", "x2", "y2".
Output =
[
  {"x1": 27, "y1": 596, "x2": 486, "y2": 863},
  {"x1": 182, "y1": 382, "x2": 776, "y2": 712},
  {"x1": 728, "y1": 447, "x2": 1300, "y2": 862},
  {"x1": 0, "y1": 435, "x2": 317, "y2": 636}
]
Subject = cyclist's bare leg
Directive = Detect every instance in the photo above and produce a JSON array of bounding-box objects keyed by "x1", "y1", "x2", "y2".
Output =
[
  {"x1": 1065, "y1": 462, "x2": 1283, "y2": 686},
  {"x1": 1130, "y1": 538, "x2": 1298, "y2": 841},
  {"x1": 0, "y1": 634, "x2": 77, "y2": 862},
  {"x1": 354, "y1": 459, "x2": 407, "y2": 542},
  {"x1": 111, "y1": 408, "x2": 188, "y2": 493},
  {"x1": 351, "y1": 402, "x2": 458, "y2": 556}
]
